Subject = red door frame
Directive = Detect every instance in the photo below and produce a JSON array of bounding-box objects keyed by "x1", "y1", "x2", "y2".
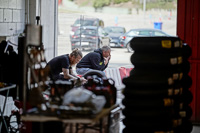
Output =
[{"x1": 177, "y1": 0, "x2": 200, "y2": 122}]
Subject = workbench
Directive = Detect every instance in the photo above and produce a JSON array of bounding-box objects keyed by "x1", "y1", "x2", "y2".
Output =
[{"x1": 21, "y1": 104, "x2": 121, "y2": 133}]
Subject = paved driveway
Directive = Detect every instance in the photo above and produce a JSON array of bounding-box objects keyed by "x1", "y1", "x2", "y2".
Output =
[{"x1": 58, "y1": 7, "x2": 176, "y2": 68}]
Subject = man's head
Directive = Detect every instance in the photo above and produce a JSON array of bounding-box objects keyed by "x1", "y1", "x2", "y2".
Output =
[
  {"x1": 101, "y1": 45, "x2": 111, "y2": 58},
  {"x1": 69, "y1": 48, "x2": 83, "y2": 66}
]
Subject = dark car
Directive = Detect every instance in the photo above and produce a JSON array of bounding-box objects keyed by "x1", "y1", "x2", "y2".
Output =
[
  {"x1": 104, "y1": 26, "x2": 126, "y2": 48},
  {"x1": 70, "y1": 17, "x2": 104, "y2": 40},
  {"x1": 71, "y1": 26, "x2": 110, "y2": 51},
  {"x1": 119, "y1": 28, "x2": 171, "y2": 52}
]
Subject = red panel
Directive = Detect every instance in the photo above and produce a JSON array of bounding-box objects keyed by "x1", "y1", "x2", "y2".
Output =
[
  {"x1": 177, "y1": 0, "x2": 186, "y2": 39},
  {"x1": 189, "y1": 63, "x2": 198, "y2": 121},
  {"x1": 187, "y1": 0, "x2": 196, "y2": 121},
  {"x1": 177, "y1": 0, "x2": 200, "y2": 122},
  {"x1": 184, "y1": 0, "x2": 193, "y2": 45},
  {"x1": 192, "y1": 0, "x2": 200, "y2": 121},
  {"x1": 196, "y1": 64, "x2": 200, "y2": 121}
]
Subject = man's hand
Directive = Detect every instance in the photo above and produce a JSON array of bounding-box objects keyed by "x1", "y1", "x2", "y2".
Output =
[
  {"x1": 74, "y1": 77, "x2": 87, "y2": 86},
  {"x1": 104, "y1": 56, "x2": 111, "y2": 65},
  {"x1": 80, "y1": 77, "x2": 87, "y2": 84}
]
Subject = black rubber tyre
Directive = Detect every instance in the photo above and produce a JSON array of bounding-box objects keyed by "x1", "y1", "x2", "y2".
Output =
[
  {"x1": 130, "y1": 52, "x2": 183, "y2": 68},
  {"x1": 122, "y1": 107, "x2": 173, "y2": 118},
  {"x1": 130, "y1": 36, "x2": 182, "y2": 53},
  {"x1": 122, "y1": 74, "x2": 174, "y2": 88},
  {"x1": 122, "y1": 126, "x2": 162, "y2": 133},
  {"x1": 123, "y1": 87, "x2": 174, "y2": 98},
  {"x1": 122, "y1": 97, "x2": 174, "y2": 109},
  {"x1": 122, "y1": 117, "x2": 173, "y2": 131},
  {"x1": 178, "y1": 90, "x2": 193, "y2": 104},
  {"x1": 82, "y1": 70, "x2": 106, "y2": 79},
  {"x1": 180, "y1": 60, "x2": 191, "y2": 74},
  {"x1": 129, "y1": 67, "x2": 183, "y2": 81},
  {"x1": 174, "y1": 119, "x2": 193, "y2": 133},
  {"x1": 182, "y1": 43, "x2": 192, "y2": 59},
  {"x1": 126, "y1": 43, "x2": 133, "y2": 52},
  {"x1": 180, "y1": 74, "x2": 192, "y2": 89}
]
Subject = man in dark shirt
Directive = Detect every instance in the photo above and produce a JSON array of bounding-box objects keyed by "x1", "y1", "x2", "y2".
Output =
[
  {"x1": 47, "y1": 48, "x2": 86, "y2": 83},
  {"x1": 76, "y1": 46, "x2": 111, "y2": 75}
]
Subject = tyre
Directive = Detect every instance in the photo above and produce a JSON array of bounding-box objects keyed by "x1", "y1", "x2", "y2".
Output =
[
  {"x1": 174, "y1": 119, "x2": 193, "y2": 133},
  {"x1": 123, "y1": 87, "x2": 173, "y2": 98},
  {"x1": 122, "y1": 109, "x2": 172, "y2": 121},
  {"x1": 122, "y1": 98, "x2": 174, "y2": 108},
  {"x1": 122, "y1": 74, "x2": 174, "y2": 88},
  {"x1": 82, "y1": 70, "x2": 106, "y2": 79},
  {"x1": 130, "y1": 36, "x2": 182, "y2": 53},
  {"x1": 126, "y1": 43, "x2": 133, "y2": 52},
  {"x1": 182, "y1": 43, "x2": 192, "y2": 59},
  {"x1": 122, "y1": 117, "x2": 173, "y2": 131},
  {"x1": 130, "y1": 52, "x2": 183, "y2": 68}
]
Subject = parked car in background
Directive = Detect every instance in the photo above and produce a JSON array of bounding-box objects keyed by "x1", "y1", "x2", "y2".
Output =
[
  {"x1": 70, "y1": 17, "x2": 104, "y2": 40},
  {"x1": 71, "y1": 26, "x2": 110, "y2": 51},
  {"x1": 119, "y1": 28, "x2": 171, "y2": 52},
  {"x1": 104, "y1": 26, "x2": 126, "y2": 48}
]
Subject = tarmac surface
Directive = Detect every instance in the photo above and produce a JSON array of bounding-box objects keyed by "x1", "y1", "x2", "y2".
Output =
[{"x1": 58, "y1": 0, "x2": 177, "y2": 67}]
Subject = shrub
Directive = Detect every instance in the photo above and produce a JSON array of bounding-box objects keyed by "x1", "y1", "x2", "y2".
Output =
[
  {"x1": 93, "y1": 0, "x2": 111, "y2": 8},
  {"x1": 113, "y1": 0, "x2": 129, "y2": 4}
]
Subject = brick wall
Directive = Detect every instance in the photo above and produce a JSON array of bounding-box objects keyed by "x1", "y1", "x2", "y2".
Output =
[
  {"x1": 0, "y1": 0, "x2": 25, "y2": 43},
  {"x1": 0, "y1": 0, "x2": 58, "y2": 61}
]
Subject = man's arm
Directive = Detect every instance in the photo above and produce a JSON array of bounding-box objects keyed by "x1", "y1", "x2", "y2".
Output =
[
  {"x1": 62, "y1": 68, "x2": 77, "y2": 80},
  {"x1": 104, "y1": 56, "x2": 111, "y2": 66},
  {"x1": 70, "y1": 68, "x2": 87, "y2": 83},
  {"x1": 90, "y1": 55, "x2": 107, "y2": 70},
  {"x1": 69, "y1": 69, "x2": 80, "y2": 79},
  {"x1": 63, "y1": 68, "x2": 87, "y2": 84},
  {"x1": 101, "y1": 55, "x2": 111, "y2": 71}
]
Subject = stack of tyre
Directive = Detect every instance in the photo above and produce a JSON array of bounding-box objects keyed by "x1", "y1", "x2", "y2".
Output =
[{"x1": 122, "y1": 36, "x2": 193, "y2": 133}]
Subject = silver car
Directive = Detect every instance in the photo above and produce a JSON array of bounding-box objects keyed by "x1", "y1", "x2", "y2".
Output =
[{"x1": 119, "y1": 28, "x2": 171, "y2": 52}]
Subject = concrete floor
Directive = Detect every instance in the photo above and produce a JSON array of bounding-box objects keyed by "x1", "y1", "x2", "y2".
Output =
[{"x1": 191, "y1": 125, "x2": 200, "y2": 133}]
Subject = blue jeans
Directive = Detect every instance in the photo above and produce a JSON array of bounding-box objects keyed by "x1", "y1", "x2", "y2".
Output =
[
  {"x1": 76, "y1": 68, "x2": 106, "y2": 78},
  {"x1": 76, "y1": 68, "x2": 93, "y2": 75}
]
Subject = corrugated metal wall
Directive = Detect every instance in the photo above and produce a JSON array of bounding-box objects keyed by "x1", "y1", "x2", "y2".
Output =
[{"x1": 177, "y1": 0, "x2": 200, "y2": 122}]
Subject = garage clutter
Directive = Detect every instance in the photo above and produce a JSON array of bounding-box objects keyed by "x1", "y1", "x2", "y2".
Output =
[{"x1": 0, "y1": 25, "x2": 118, "y2": 133}]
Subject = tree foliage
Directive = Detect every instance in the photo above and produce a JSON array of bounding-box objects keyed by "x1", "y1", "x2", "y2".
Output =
[
  {"x1": 91, "y1": 0, "x2": 176, "y2": 9},
  {"x1": 93, "y1": 0, "x2": 111, "y2": 8},
  {"x1": 113, "y1": 0, "x2": 129, "y2": 4}
]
